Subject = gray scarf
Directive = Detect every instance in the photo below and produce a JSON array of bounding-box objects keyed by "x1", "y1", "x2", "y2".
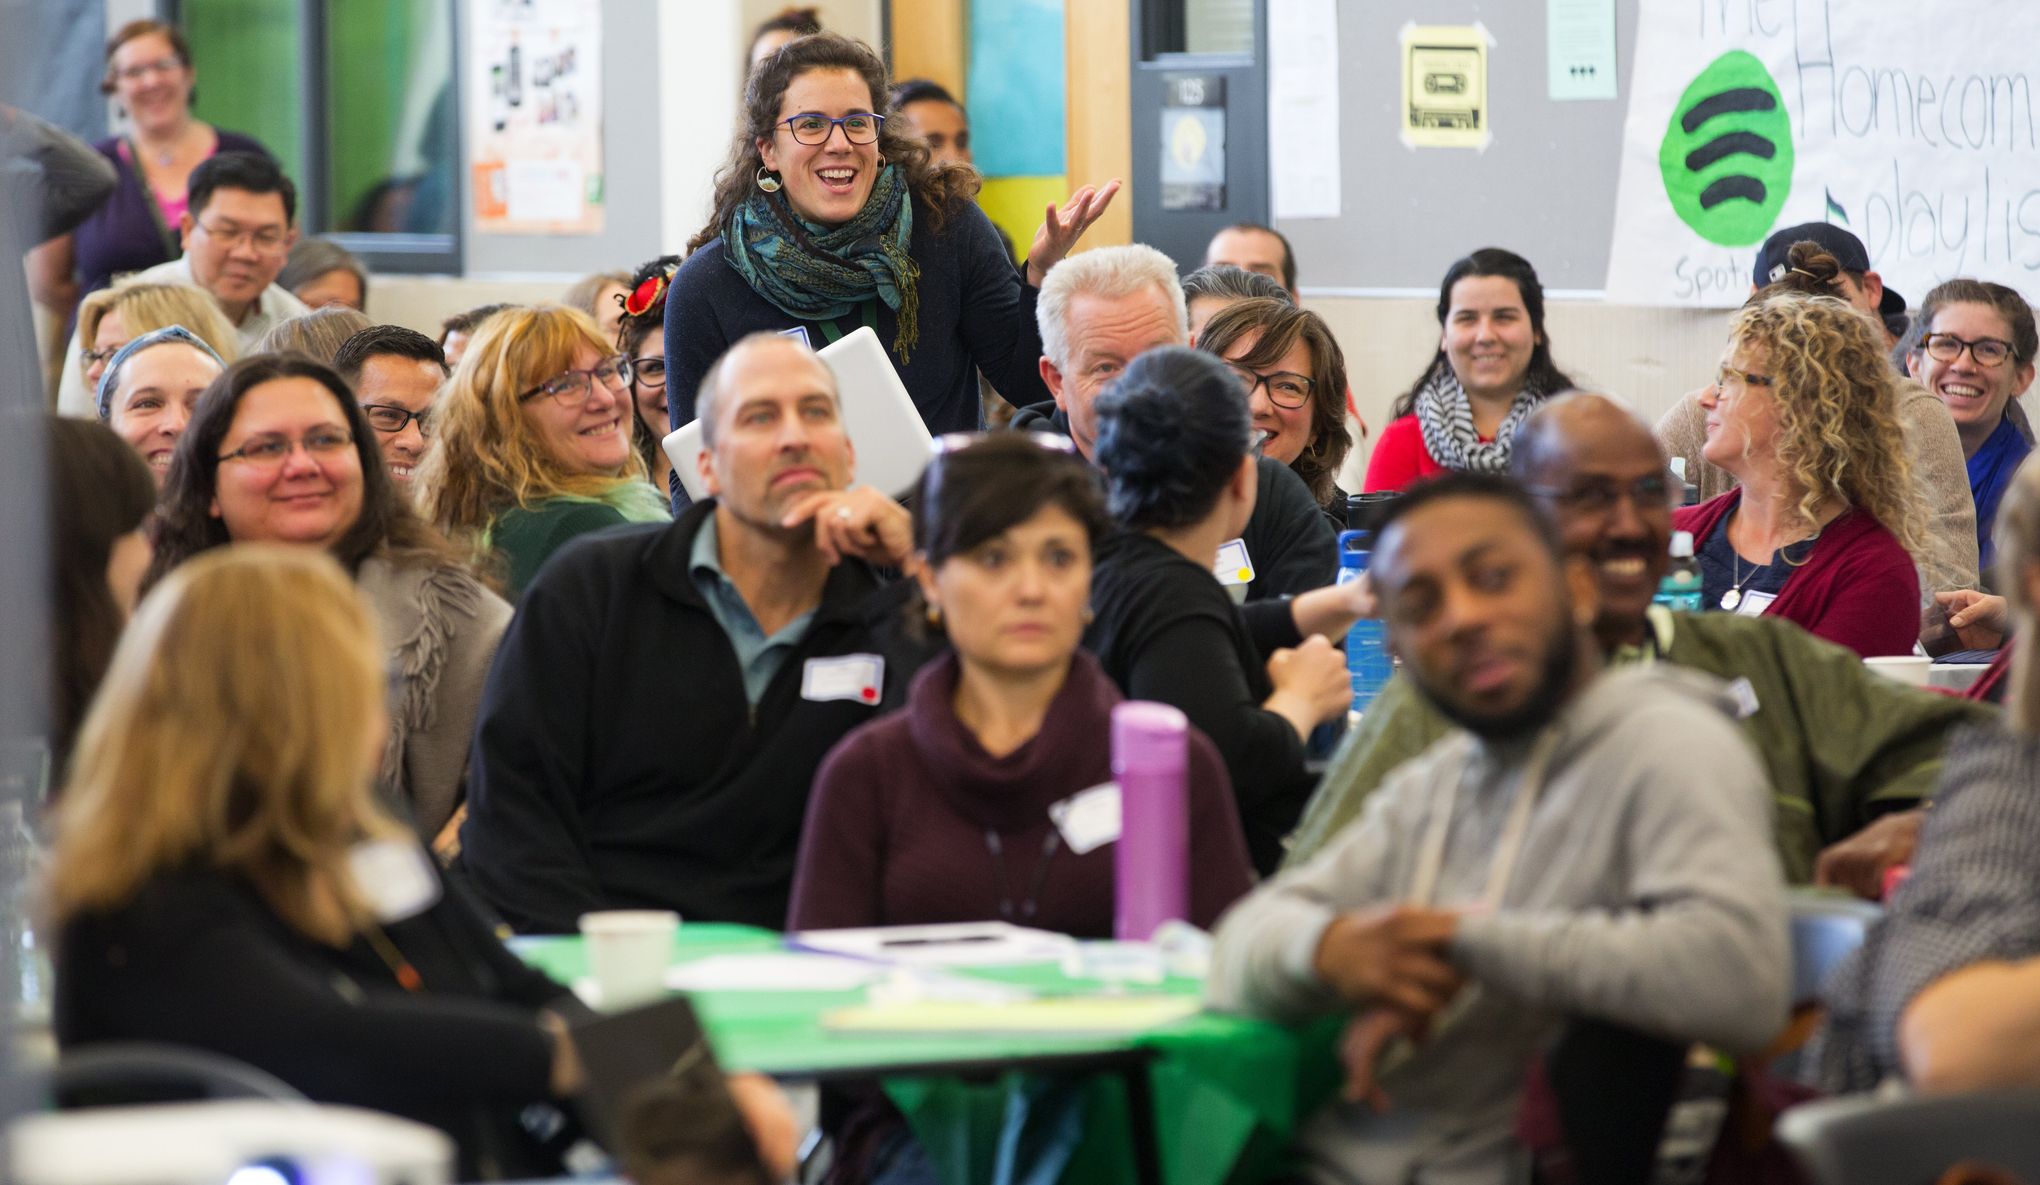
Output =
[{"x1": 1412, "y1": 363, "x2": 1544, "y2": 474}]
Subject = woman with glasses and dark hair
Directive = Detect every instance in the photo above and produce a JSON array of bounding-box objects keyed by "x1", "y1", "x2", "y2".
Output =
[
  {"x1": 666, "y1": 32, "x2": 1117, "y2": 461},
  {"x1": 1196, "y1": 297, "x2": 1353, "y2": 516},
  {"x1": 417, "y1": 306, "x2": 669, "y2": 597},
  {"x1": 1676, "y1": 291, "x2": 1924, "y2": 657},
  {"x1": 1907, "y1": 278, "x2": 2040, "y2": 571},
  {"x1": 615, "y1": 255, "x2": 683, "y2": 494},
  {"x1": 1085, "y1": 348, "x2": 1370, "y2": 874},
  {"x1": 145, "y1": 354, "x2": 510, "y2": 848},
  {"x1": 1365, "y1": 247, "x2": 1574, "y2": 493}
]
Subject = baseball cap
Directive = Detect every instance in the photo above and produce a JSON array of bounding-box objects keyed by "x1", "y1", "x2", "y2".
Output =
[{"x1": 1752, "y1": 221, "x2": 1907, "y2": 318}]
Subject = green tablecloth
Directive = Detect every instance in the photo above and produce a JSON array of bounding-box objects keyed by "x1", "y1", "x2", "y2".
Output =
[{"x1": 513, "y1": 926, "x2": 1340, "y2": 1185}]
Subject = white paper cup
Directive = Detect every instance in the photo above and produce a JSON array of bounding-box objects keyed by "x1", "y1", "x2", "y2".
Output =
[
  {"x1": 1864, "y1": 655, "x2": 1932, "y2": 688},
  {"x1": 579, "y1": 909, "x2": 679, "y2": 1009}
]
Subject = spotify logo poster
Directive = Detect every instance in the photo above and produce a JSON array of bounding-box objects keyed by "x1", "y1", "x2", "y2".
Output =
[{"x1": 1658, "y1": 51, "x2": 1794, "y2": 247}]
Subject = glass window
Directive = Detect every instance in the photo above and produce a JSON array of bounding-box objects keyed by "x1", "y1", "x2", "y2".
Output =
[
  {"x1": 1145, "y1": 0, "x2": 1253, "y2": 58},
  {"x1": 325, "y1": 0, "x2": 457, "y2": 236},
  {"x1": 173, "y1": 0, "x2": 459, "y2": 270},
  {"x1": 183, "y1": 0, "x2": 306, "y2": 183}
]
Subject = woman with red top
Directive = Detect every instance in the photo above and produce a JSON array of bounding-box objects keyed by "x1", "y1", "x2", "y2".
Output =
[
  {"x1": 1364, "y1": 248, "x2": 1575, "y2": 492},
  {"x1": 1675, "y1": 289, "x2": 1923, "y2": 657}
]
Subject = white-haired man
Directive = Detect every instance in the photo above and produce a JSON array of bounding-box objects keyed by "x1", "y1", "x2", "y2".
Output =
[{"x1": 1013, "y1": 243, "x2": 1336, "y2": 599}]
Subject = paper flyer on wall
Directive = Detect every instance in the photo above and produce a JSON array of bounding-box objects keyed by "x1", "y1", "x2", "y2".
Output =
[
  {"x1": 467, "y1": 0, "x2": 604, "y2": 235},
  {"x1": 1606, "y1": 0, "x2": 2040, "y2": 305},
  {"x1": 1399, "y1": 23, "x2": 1492, "y2": 151}
]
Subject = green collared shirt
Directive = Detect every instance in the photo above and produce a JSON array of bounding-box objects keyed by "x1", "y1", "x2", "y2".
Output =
[{"x1": 689, "y1": 514, "x2": 816, "y2": 704}]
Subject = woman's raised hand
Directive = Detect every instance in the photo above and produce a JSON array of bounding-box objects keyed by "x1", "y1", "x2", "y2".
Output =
[{"x1": 1026, "y1": 179, "x2": 1124, "y2": 286}]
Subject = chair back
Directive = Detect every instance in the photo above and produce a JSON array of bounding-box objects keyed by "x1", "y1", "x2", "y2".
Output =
[
  {"x1": 51, "y1": 1042, "x2": 306, "y2": 1110},
  {"x1": 1775, "y1": 1089, "x2": 2040, "y2": 1185}
]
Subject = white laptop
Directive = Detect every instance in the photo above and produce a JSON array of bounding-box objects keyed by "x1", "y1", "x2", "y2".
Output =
[{"x1": 664, "y1": 326, "x2": 937, "y2": 502}]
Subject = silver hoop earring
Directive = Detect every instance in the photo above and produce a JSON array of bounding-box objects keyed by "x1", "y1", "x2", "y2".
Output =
[{"x1": 755, "y1": 167, "x2": 782, "y2": 194}]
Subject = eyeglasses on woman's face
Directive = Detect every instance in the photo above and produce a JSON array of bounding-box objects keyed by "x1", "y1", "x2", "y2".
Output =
[
  {"x1": 630, "y1": 355, "x2": 667, "y2": 390},
  {"x1": 519, "y1": 355, "x2": 633, "y2": 406},
  {"x1": 1920, "y1": 332, "x2": 2016, "y2": 368},
  {"x1": 778, "y1": 112, "x2": 885, "y2": 145},
  {"x1": 217, "y1": 427, "x2": 355, "y2": 468},
  {"x1": 1224, "y1": 361, "x2": 1315, "y2": 410}
]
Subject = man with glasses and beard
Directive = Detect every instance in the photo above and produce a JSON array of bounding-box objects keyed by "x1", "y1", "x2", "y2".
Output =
[
  {"x1": 1288, "y1": 394, "x2": 1992, "y2": 895},
  {"x1": 1206, "y1": 471, "x2": 1788, "y2": 1185}
]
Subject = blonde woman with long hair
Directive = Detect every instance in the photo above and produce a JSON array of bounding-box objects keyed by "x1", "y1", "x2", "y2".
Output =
[
  {"x1": 1679, "y1": 290, "x2": 1925, "y2": 656},
  {"x1": 50, "y1": 546, "x2": 587, "y2": 1178},
  {"x1": 1816, "y1": 451, "x2": 2040, "y2": 1093},
  {"x1": 415, "y1": 305, "x2": 669, "y2": 596}
]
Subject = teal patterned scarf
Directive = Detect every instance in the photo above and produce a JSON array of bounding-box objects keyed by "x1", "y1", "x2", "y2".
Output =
[{"x1": 723, "y1": 163, "x2": 921, "y2": 360}]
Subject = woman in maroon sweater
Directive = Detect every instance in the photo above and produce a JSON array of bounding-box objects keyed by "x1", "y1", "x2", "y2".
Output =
[
  {"x1": 1676, "y1": 288, "x2": 1922, "y2": 658},
  {"x1": 788, "y1": 433, "x2": 1256, "y2": 935}
]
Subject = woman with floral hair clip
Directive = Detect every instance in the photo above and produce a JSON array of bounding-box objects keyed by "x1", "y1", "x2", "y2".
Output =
[{"x1": 616, "y1": 255, "x2": 682, "y2": 493}]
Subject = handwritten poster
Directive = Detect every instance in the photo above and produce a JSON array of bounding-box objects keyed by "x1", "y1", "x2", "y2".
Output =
[
  {"x1": 1400, "y1": 23, "x2": 1492, "y2": 151},
  {"x1": 1608, "y1": 0, "x2": 2040, "y2": 305},
  {"x1": 467, "y1": 0, "x2": 604, "y2": 234}
]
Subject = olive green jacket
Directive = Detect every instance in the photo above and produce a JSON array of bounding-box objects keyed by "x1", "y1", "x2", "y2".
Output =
[{"x1": 1286, "y1": 609, "x2": 1997, "y2": 882}]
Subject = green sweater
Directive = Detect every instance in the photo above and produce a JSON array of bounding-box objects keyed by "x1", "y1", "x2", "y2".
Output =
[
  {"x1": 1286, "y1": 610, "x2": 1997, "y2": 882},
  {"x1": 489, "y1": 488, "x2": 670, "y2": 599}
]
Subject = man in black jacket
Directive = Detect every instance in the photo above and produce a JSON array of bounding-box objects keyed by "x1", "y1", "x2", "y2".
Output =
[
  {"x1": 460, "y1": 333, "x2": 933, "y2": 933},
  {"x1": 1015, "y1": 243, "x2": 1336, "y2": 601}
]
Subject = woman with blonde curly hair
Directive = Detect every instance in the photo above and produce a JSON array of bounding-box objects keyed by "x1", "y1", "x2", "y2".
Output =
[
  {"x1": 416, "y1": 305, "x2": 669, "y2": 596},
  {"x1": 1677, "y1": 289, "x2": 1924, "y2": 656}
]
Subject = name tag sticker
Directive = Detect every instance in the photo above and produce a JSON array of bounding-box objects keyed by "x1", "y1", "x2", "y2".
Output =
[
  {"x1": 1726, "y1": 676, "x2": 1760, "y2": 719},
  {"x1": 1049, "y1": 782, "x2": 1122, "y2": 855},
  {"x1": 777, "y1": 325, "x2": 814, "y2": 348},
  {"x1": 802, "y1": 653, "x2": 884, "y2": 705},
  {"x1": 1213, "y1": 538, "x2": 1256, "y2": 587},
  {"x1": 347, "y1": 839, "x2": 442, "y2": 923},
  {"x1": 1735, "y1": 590, "x2": 1778, "y2": 619}
]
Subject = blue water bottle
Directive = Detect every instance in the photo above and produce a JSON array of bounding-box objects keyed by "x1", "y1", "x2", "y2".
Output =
[
  {"x1": 1338, "y1": 531, "x2": 1395, "y2": 715},
  {"x1": 1654, "y1": 530, "x2": 1705, "y2": 613}
]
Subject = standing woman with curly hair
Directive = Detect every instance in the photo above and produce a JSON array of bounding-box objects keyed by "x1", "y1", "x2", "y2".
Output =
[
  {"x1": 664, "y1": 32, "x2": 1118, "y2": 468},
  {"x1": 1677, "y1": 291, "x2": 1925, "y2": 657},
  {"x1": 415, "y1": 305, "x2": 669, "y2": 598}
]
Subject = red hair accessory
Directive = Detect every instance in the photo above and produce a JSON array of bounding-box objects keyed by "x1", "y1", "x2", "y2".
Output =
[{"x1": 624, "y1": 273, "x2": 669, "y2": 318}]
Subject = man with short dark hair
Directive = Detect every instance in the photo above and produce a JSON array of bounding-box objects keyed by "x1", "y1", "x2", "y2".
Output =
[
  {"x1": 56, "y1": 150, "x2": 308, "y2": 416},
  {"x1": 1291, "y1": 393, "x2": 1993, "y2": 890},
  {"x1": 461, "y1": 332, "x2": 933, "y2": 933},
  {"x1": 1205, "y1": 222, "x2": 1298, "y2": 298},
  {"x1": 889, "y1": 78, "x2": 971, "y2": 168},
  {"x1": 1209, "y1": 471, "x2": 1789, "y2": 1184},
  {"x1": 334, "y1": 325, "x2": 447, "y2": 488}
]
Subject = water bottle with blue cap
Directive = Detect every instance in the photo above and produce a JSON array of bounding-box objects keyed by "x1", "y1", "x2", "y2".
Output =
[{"x1": 1338, "y1": 530, "x2": 1394, "y2": 715}]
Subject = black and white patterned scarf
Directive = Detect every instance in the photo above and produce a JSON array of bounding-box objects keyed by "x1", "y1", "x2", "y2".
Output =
[{"x1": 1412, "y1": 363, "x2": 1544, "y2": 474}]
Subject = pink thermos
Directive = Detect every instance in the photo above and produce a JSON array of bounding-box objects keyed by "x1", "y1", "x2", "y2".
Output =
[{"x1": 1113, "y1": 701, "x2": 1190, "y2": 941}]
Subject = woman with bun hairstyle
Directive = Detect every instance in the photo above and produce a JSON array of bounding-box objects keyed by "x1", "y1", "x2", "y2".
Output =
[{"x1": 1082, "y1": 347, "x2": 1372, "y2": 874}]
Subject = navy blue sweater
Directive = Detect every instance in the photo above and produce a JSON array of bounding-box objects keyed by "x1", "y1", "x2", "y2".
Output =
[{"x1": 664, "y1": 197, "x2": 1045, "y2": 441}]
